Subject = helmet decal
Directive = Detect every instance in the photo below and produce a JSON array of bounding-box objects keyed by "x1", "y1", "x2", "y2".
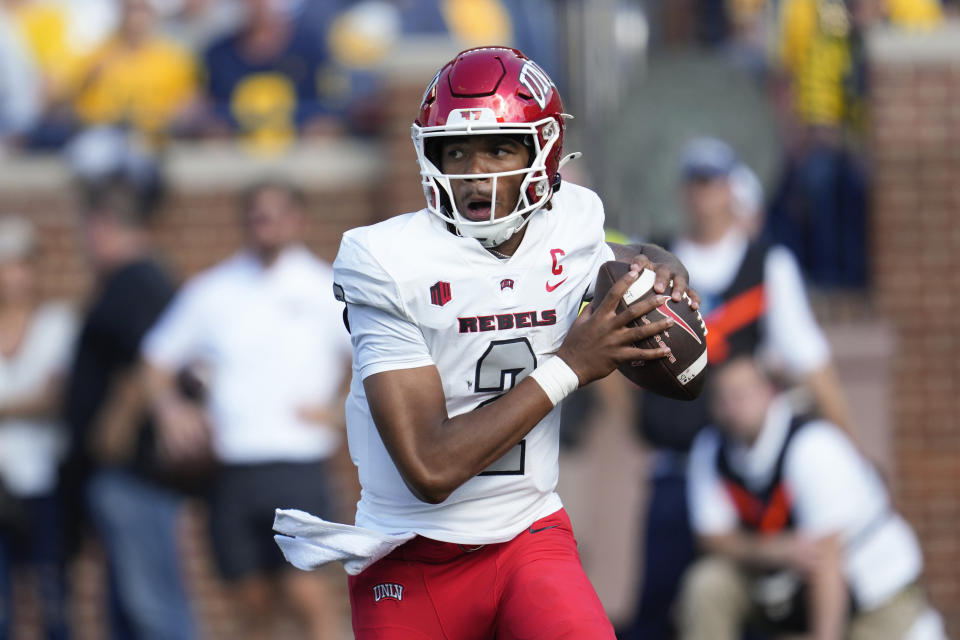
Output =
[{"x1": 518, "y1": 61, "x2": 553, "y2": 110}]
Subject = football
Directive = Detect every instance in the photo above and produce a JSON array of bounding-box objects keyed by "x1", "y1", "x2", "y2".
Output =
[{"x1": 593, "y1": 261, "x2": 708, "y2": 400}]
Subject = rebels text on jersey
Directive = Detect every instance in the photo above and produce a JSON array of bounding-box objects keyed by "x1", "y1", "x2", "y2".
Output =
[{"x1": 333, "y1": 182, "x2": 614, "y2": 545}]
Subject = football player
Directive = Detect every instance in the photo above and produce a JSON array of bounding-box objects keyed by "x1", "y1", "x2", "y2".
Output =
[{"x1": 318, "y1": 47, "x2": 695, "y2": 638}]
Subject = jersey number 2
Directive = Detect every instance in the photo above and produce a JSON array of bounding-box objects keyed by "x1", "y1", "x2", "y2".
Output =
[{"x1": 475, "y1": 338, "x2": 536, "y2": 476}]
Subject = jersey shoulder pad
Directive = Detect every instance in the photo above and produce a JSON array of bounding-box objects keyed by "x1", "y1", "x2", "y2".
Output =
[
  {"x1": 554, "y1": 182, "x2": 606, "y2": 228},
  {"x1": 332, "y1": 213, "x2": 425, "y2": 320}
]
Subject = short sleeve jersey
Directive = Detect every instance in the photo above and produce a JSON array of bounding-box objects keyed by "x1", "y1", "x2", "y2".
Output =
[{"x1": 333, "y1": 182, "x2": 614, "y2": 544}]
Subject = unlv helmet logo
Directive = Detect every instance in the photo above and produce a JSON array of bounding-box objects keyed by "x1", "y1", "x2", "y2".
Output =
[{"x1": 518, "y1": 61, "x2": 554, "y2": 109}]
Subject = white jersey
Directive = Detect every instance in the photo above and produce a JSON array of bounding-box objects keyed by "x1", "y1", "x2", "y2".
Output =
[{"x1": 333, "y1": 182, "x2": 614, "y2": 545}]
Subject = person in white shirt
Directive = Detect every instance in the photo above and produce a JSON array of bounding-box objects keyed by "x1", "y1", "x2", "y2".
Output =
[
  {"x1": 626, "y1": 136, "x2": 856, "y2": 640},
  {"x1": 143, "y1": 180, "x2": 352, "y2": 639},
  {"x1": 680, "y1": 355, "x2": 946, "y2": 640},
  {"x1": 0, "y1": 215, "x2": 76, "y2": 639}
]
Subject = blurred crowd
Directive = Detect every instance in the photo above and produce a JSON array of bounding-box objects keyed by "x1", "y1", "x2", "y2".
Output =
[
  {"x1": 0, "y1": 0, "x2": 956, "y2": 639},
  {"x1": 0, "y1": 0, "x2": 560, "y2": 156},
  {"x1": 1, "y1": 173, "x2": 358, "y2": 639}
]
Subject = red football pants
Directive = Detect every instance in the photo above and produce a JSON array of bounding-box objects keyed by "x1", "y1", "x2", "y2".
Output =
[{"x1": 348, "y1": 508, "x2": 615, "y2": 639}]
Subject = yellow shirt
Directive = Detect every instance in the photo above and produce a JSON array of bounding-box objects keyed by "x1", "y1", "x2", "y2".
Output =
[
  {"x1": 12, "y1": 2, "x2": 85, "y2": 99},
  {"x1": 887, "y1": 0, "x2": 942, "y2": 29},
  {"x1": 778, "y1": 0, "x2": 853, "y2": 127},
  {"x1": 73, "y1": 36, "x2": 198, "y2": 137}
]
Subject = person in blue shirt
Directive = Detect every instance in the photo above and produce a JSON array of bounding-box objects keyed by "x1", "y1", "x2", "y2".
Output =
[{"x1": 201, "y1": 0, "x2": 342, "y2": 152}]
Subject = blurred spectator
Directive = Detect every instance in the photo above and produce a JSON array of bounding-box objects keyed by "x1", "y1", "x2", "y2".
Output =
[
  {"x1": 201, "y1": 0, "x2": 344, "y2": 153},
  {"x1": 679, "y1": 355, "x2": 947, "y2": 640},
  {"x1": 319, "y1": 0, "x2": 398, "y2": 134},
  {"x1": 624, "y1": 137, "x2": 854, "y2": 640},
  {"x1": 316, "y1": 0, "x2": 560, "y2": 76},
  {"x1": 0, "y1": 8, "x2": 40, "y2": 152},
  {"x1": 766, "y1": 0, "x2": 869, "y2": 288},
  {"x1": 0, "y1": 8, "x2": 41, "y2": 150},
  {"x1": 63, "y1": 174, "x2": 197, "y2": 640},
  {"x1": 64, "y1": 126, "x2": 164, "y2": 198},
  {"x1": 725, "y1": 0, "x2": 770, "y2": 77},
  {"x1": 143, "y1": 180, "x2": 352, "y2": 639},
  {"x1": 1, "y1": 0, "x2": 93, "y2": 146},
  {"x1": 157, "y1": 0, "x2": 244, "y2": 52},
  {"x1": 314, "y1": 0, "x2": 516, "y2": 51},
  {"x1": 729, "y1": 162, "x2": 764, "y2": 239},
  {"x1": 71, "y1": 0, "x2": 199, "y2": 146},
  {"x1": 886, "y1": 0, "x2": 943, "y2": 28},
  {"x1": 0, "y1": 215, "x2": 76, "y2": 640},
  {"x1": 305, "y1": 0, "x2": 562, "y2": 137}
]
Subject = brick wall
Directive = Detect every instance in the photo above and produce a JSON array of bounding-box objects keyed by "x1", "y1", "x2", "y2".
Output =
[
  {"x1": 869, "y1": 25, "x2": 960, "y2": 636},
  {"x1": 0, "y1": 140, "x2": 382, "y2": 298}
]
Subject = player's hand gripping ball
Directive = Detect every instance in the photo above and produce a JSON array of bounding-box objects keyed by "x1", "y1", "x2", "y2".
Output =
[{"x1": 594, "y1": 262, "x2": 708, "y2": 400}]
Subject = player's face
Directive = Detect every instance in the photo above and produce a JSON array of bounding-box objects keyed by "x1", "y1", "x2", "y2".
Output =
[
  {"x1": 244, "y1": 187, "x2": 304, "y2": 254},
  {"x1": 710, "y1": 358, "x2": 775, "y2": 443},
  {"x1": 440, "y1": 135, "x2": 531, "y2": 222},
  {"x1": 684, "y1": 176, "x2": 734, "y2": 238}
]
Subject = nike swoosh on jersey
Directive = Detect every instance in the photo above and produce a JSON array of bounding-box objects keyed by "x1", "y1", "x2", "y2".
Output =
[
  {"x1": 545, "y1": 278, "x2": 568, "y2": 292},
  {"x1": 529, "y1": 524, "x2": 561, "y2": 534}
]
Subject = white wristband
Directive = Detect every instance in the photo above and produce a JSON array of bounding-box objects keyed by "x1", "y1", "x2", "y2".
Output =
[{"x1": 528, "y1": 356, "x2": 580, "y2": 407}]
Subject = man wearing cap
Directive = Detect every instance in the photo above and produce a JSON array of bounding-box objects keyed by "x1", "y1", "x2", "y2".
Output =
[{"x1": 625, "y1": 137, "x2": 854, "y2": 639}]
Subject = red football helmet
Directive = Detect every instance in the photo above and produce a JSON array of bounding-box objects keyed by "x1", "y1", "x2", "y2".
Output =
[{"x1": 412, "y1": 47, "x2": 576, "y2": 248}]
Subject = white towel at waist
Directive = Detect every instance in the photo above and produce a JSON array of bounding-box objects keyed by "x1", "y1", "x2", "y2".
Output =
[{"x1": 273, "y1": 508, "x2": 416, "y2": 576}]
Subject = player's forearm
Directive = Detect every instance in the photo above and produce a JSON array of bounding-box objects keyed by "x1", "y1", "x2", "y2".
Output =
[
  {"x1": 365, "y1": 368, "x2": 554, "y2": 504},
  {"x1": 436, "y1": 377, "x2": 555, "y2": 483},
  {"x1": 809, "y1": 534, "x2": 846, "y2": 640}
]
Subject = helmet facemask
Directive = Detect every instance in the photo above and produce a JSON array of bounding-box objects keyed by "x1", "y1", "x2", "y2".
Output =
[{"x1": 412, "y1": 115, "x2": 562, "y2": 249}]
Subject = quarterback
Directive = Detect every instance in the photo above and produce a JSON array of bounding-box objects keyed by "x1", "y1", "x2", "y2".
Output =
[{"x1": 287, "y1": 47, "x2": 696, "y2": 638}]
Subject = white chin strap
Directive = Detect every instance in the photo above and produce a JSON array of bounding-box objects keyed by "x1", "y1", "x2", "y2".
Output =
[{"x1": 456, "y1": 209, "x2": 528, "y2": 248}]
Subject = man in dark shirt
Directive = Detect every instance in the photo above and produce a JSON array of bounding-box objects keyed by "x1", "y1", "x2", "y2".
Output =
[{"x1": 63, "y1": 178, "x2": 197, "y2": 640}]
